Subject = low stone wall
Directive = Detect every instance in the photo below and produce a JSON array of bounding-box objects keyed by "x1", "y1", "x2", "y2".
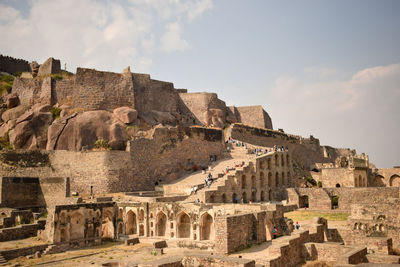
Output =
[
  {"x1": 0, "y1": 221, "x2": 45, "y2": 242},
  {"x1": 304, "y1": 242, "x2": 367, "y2": 264},
  {"x1": 0, "y1": 244, "x2": 49, "y2": 260}
]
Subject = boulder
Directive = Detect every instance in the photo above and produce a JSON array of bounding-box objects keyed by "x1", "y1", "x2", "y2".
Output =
[
  {"x1": 32, "y1": 104, "x2": 52, "y2": 113},
  {"x1": 47, "y1": 110, "x2": 128, "y2": 151},
  {"x1": 6, "y1": 93, "x2": 19, "y2": 108},
  {"x1": 113, "y1": 107, "x2": 137, "y2": 124},
  {"x1": 9, "y1": 121, "x2": 33, "y2": 148},
  {"x1": 1, "y1": 105, "x2": 28, "y2": 122}
]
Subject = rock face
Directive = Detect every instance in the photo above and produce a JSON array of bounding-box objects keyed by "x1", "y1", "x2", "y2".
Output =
[
  {"x1": 2, "y1": 105, "x2": 29, "y2": 122},
  {"x1": 47, "y1": 110, "x2": 128, "y2": 151},
  {"x1": 204, "y1": 108, "x2": 225, "y2": 128},
  {"x1": 37, "y1": 57, "x2": 61, "y2": 76},
  {"x1": 6, "y1": 93, "x2": 19, "y2": 108},
  {"x1": 113, "y1": 107, "x2": 137, "y2": 124}
]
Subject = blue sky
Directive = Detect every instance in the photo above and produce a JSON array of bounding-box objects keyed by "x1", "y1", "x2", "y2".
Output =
[{"x1": 0, "y1": 0, "x2": 399, "y2": 167}]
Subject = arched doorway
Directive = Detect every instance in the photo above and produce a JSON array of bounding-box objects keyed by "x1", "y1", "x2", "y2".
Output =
[
  {"x1": 374, "y1": 175, "x2": 385, "y2": 187},
  {"x1": 275, "y1": 172, "x2": 279, "y2": 187},
  {"x1": 268, "y1": 189, "x2": 272, "y2": 201},
  {"x1": 117, "y1": 222, "x2": 123, "y2": 235},
  {"x1": 260, "y1": 191, "x2": 265, "y2": 202},
  {"x1": 281, "y1": 154, "x2": 285, "y2": 166},
  {"x1": 101, "y1": 211, "x2": 114, "y2": 239},
  {"x1": 260, "y1": 172, "x2": 265, "y2": 187},
  {"x1": 390, "y1": 175, "x2": 400, "y2": 187},
  {"x1": 336, "y1": 183, "x2": 341, "y2": 188},
  {"x1": 281, "y1": 172, "x2": 285, "y2": 186},
  {"x1": 200, "y1": 213, "x2": 214, "y2": 240},
  {"x1": 241, "y1": 175, "x2": 247, "y2": 189},
  {"x1": 177, "y1": 212, "x2": 190, "y2": 238},
  {"x1": 126, "y1": 210, "x2": 137, "y2": 235},
  {"x1": 267, "y1": 158, "x2": 271, "y2": 169},
  {"x1": 156, "y1": 212, "x2": 167, "y2": 236},
  {"x1": 251, "y1": 175, "x2": 256, "y2": 189},
  {"x1": 265, "y1": 219, "x2": 274, "y2": 241},
  {"x1": 60, "y1": 228, "x2": 67, "y2": 242},
  {"x1": 331, "y1": 196, "x2": 339, "y2": 210},
  {"x1": 300, "y1": 195, "x2": 309, "y2": 208},
  {"x1": 232, "y1": 193, "x2": 238, "y2": 203},
  {"x1": 221, "y1": 193, "x2": 227, "y2": 203},
  {"x1": 275, "y1": 154, "x2": 279, "y2": 167},
  {"x1": 242, "y1": 191, "x2": 247, "y2": 203},
  {"x1": 251, "y1": 191, "x2": 257, "y2": 202},
  {"x1": 268, "y1": 172, "x2": 272, "y2": 187}
]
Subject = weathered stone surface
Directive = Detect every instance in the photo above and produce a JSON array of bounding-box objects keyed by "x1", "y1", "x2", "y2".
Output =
[
  {"x1": 1, "y1": 105, "x2": 28, "y2": 122},
  {"x1": 16, "y1": 110, "x2": 34, "y2": 124},
  {"x1": 113, "y1": 106, "x2": 137, "y2": 124},
  {"x1": 9, "y1": 121, "x2": 33, "y2": 148},
  {"x1": 47, "y1": 110, "x2": 128, "y2": 151},
  {"x1": 204, "y1": 108, "x2": 225, "y2": 128},
  {"x1": 32, "y1": 104, "x2": 52, "y2": 113},
  {"x1": 6, "y1": 93, "x2": 19, "y2": 108},
  {"x1": 37, "y1": 57, "x2": 61, "y2": 76}
]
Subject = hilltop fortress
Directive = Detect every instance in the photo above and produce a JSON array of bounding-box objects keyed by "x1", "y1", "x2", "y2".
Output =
[{"x1": 0, "y1": 55, "x2": 399, "y2": 266}]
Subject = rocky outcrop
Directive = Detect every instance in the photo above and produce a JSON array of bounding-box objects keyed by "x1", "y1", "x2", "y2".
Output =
[
  {"x1": 46, "y1": 110, "x2": 128, "y2": 151},
  {"x1": 6, "y1": 93, "x2": 19, "y2": 108},
  {"x1": 113, "y1": 106, "x2": 137, "y2": 124}
]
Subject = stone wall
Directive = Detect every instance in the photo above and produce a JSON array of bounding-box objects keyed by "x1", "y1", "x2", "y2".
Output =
[
  {"x1": 11, "y1": 77, "x2": 44, "y2": 106},
  {"x1": 0, "y1": 54, "x2": 30, "y2": 75},
  {"x1": 72, "y1": 68, "x2": 135, "y2": 111},
  {"x1": 311, "y1": 167, "x2": 368, "y2": 188},
  {"x1": 0, "y1": 221, "x2": 45, "y2": 242},
  {"x1": 0, "y1": 177, "x2": 40, "y2": 208},
  {"x1": 235, "y1": 106, "x2": 273, "y2": 129},
  {"x1": 0, "y1": 244, "x2": 49, "y2": 261}
]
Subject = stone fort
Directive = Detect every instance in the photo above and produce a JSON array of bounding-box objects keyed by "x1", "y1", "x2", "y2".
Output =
[{"x1": 0, "y1": 55, "x2": 399, "y2": 266}]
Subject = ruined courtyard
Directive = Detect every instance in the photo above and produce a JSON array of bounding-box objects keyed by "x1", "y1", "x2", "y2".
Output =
[{"x1": 0, "y1": 54, "x2": 399, "y2": 267}]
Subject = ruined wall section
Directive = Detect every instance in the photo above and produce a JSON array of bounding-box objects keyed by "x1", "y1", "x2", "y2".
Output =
[
  {"x1": 127, "y1": 126, "x2": 225, "y2": 191},
  {"x1": 0, "y1": 55, "x2": 30, "y2": 75},
  {"x1": 11, "y1": 78, "x2": 43, "y2": 106},
  {"x1": 133, "y1": 73, "x2": 179, "y2": 113},
  {"x1": 52, "y1": 78, "x2": 74, "y2": 105},
  {"x1": 72, "y1": 68, "x2": 134, "y2": 111},
  {"x1": 178, "y1": 92, "x2": 227, "y2": 124},
  {"x1": 0, "y1": 177, "x2": 40, "y2": 208},
  {"x1": 235, "y1": 105, "x2": 273, "y2": 129}
]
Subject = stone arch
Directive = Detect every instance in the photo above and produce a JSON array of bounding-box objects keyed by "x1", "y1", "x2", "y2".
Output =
[
  {"x1": 275, "y1": 154, "x2": 279, "y2": 167},
  {"x1": 209, "y1": 194, "x2": 215, "y2": 203},
  {"x1": 221, "y1": 193, "x2": 227, "y2": 203},
  {"x1": 336, "y1": 183, "x2": 341, "y2": 188},
  {"x1": 251, "y1": 190, "x2": 257, "y2": 202},
  {"x1": 267, "y1": 158, "x2": 271, "y2": 169},
  {"x1": 200, "y1": 212, "x2": 214, "y2": 240},
  {"x1": 118, "y1": 208, "x2": 123, "y2": 220},
  {"x1": 275, "y1": 172, "x2": 279, "y2": 187},
  {"x1": 156, "y1": 211, "x2": 167, "y2": 237},
  {"x1": 260, "y1": 172, "x2": 265, "y2": 187},
  {"x1": 70, "y1": 212, "x2": 84, "y2": 240},
  {"x1": 59, "y1": 212, "x2": 67, "y2": 224},
  {"x1": 259, "y1": 160, "x2": 265, "y2": 169},
  {"x1": 354, "y1": 223, "x2": 358, "y2": 230},
  {"x1": 60, "y1": 228, "x2": 67, "y2": 242},
  {"x1": 260, "y1": 190, "x2": 265, "y2": 202},
  {"x1": 286, "y1": 154, "x2": 290, "y2": 165},
  {"x1": 117, "y1": 222, "x2": 123, "y2": 235},
  {"x1": 268, "y1": 172, "x2": 272, "y2": 187},
  {"x1": 101, "y1": 210, "x2": 114, "y2": 239},
  {"x1": 331, "y1": 195, "x2": 339, "y2": 209},
  {"x1": 139, "y1": 224, "x2": 145, "y2": 236},
  {"x1": 374, "y1": 175, "x2": 385, "y2": 187},
  {"x1": 241, "y1": 174, "x2": 247, "y2": 189},
  {"x1": 177, "y1": 212, "x2": 190, "y2": 238},
  {"x1": 354, "y1": 176, "x2": 358, "y2": 187},
  {"x1": 139, "y1": 209, "x2": 145, "y2": 221},
  {"x1": 299, "y1": 195, "x2": 309, "y2": 208},
  {"x1": 287, "y1": 172, "x2": 291, "y2": 186},
  {"x1": 126, "y1": 210, "x2": 137, "y2": 235},
  {"x1": 265, "y1": 219, "x2": 274, "y2": 241},
  {"x1": 268, "y1": 189, "x2": 272, "y2": 201},
  {"x1": 358, "y1": 175, "x2": 363, "y2": 187},
  {"x1": 281, "y1": 154, "x2": 285, "y2": 166},
  {"x1": 242, "y1": 191, "x2": 247, "y2": 203},
  {"x1": 251, "y1": 175, "x2": 256, "y2": 188},
  {"x1": 389, "y1": 175, "x2": 400, "y2": 187},
  {"x1": 281, "y1": 172, "x2": 285, "y2": 186},
  {"x1": 232, "y1": 192, "x2": 238, "y2": 203}
]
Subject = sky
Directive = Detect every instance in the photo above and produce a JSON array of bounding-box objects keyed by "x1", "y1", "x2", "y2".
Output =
[{"x1": 0, "y1": 0, "x2": 399, "y2": 168}]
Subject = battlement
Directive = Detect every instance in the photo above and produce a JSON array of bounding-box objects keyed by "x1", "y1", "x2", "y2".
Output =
[{"x1": 0, "y1": 54, "x2": 30, "y2": 75}]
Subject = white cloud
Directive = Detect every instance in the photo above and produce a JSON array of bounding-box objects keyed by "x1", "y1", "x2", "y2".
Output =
[
  {"x1": 161, "y1": 22, "x2": 190, "y2": 52},
  {"x1": 0, "y1": 0, "x2": 213, "y2": 73},
  {"x1": 267, "y1": 64, "x2": 400, "y2": 168}
]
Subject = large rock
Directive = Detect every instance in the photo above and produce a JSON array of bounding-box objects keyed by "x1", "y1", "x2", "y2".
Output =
[
  {"x1": 9, "y1": 111, "x2": 53, "y2": 149},
  {"x1": 37, "y1": 57, "x2": 61, "y2": 76},
  {"x1": 1, "y1": 105, "x2": 28, "y2": 122},
  {"x1": 47, "y1": 110, "x2": 128, "y2": 151},
  {"x1": 113, "y1": 107, "x2": 137, "y2": 124},
  {"x1": 6, "y1": 93, "x2": 19, "y2": 108}
]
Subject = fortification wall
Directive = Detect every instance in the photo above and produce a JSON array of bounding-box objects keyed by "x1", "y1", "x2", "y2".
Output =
[
  {"x1": 52, "y1": 78, "x2": 74, "y2": 105},
  {"x1": 235, "y1": 106, "x2": 273, "y2": 129},
  {"x1": 311, "y1": 168, "x2": 368, "y2": 188},
  {"x1": 178, "y1": 92, "x2": 227, "y2": 124},
  {"x1": 230, "y1": 123, "x2": 331, "y2": 168},
  {"x1": 0, "y1": 177, "x2": 40, "y2": 208},
  {"x1": 72, "y1": 68, "x2": 135, "y2": 111},
  {"x1": 127, "y1": 126, "x2": 225, "y2": 191},
  {"x1": 0, "y1": 55, "x2": 30, "y2": 75},
  {"x1": 133, "y1": 73, "x2": 179, "y2": 113},
  {"x1": 11, "y1": 77, "x2": 44, "y2": 106}
]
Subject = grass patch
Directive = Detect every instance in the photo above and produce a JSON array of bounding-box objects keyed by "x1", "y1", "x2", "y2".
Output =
[
  {"x1": 50, "y1": 107, "x2": 62, "y2": 119},
  {"x1": 93, "y1": 139, "x2": 111, "y2": 151},
  {"x1": 51, "y1": 74, "x2": 63, "y2": 80},
  {"x1": 0, "y1": 74, "x2": 14, "y2": 95},
  {"x1": 285, "y1": 210, "x2": 350, "y2": 222},
  {"x1": 0, "y1": 131, "x2": 13, "y2": 150}
]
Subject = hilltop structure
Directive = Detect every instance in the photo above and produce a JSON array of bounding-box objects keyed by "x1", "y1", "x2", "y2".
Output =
[{"x1": 0, "y1": 55, "x2": 399, "y2": 266}]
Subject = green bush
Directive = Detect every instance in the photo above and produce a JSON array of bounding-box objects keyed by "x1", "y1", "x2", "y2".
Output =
[
  {"x1": 50, "y1": 107, "x2": 62, "y2": 119},
  {"x1": 94, "y1": 139, "x2": 111, "y2": 150},
  {"x1": 51, "y1": 74, "x2": 63, "y2": 80},
  {"x1": 0, "y1": 74, "x2": 14, "y2": 94},
  {"x1": 0, "y1": 131, "x2": 13, "y2": 150},
  {"x1": 306, "y1": 176, "x2": 317, "y2": 186},
  {"x1": 317, "y1": 181, "x2": 323, "y2": 188}
]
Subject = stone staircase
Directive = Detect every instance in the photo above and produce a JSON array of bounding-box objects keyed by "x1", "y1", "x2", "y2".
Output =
[{"x1": 0, "y1": 253, "x2": 7, "y2": 266}]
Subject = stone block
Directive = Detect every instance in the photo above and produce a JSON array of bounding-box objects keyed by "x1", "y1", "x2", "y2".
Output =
[{"x1": 153, "y1": 240, "x2": 167, "y2": 249}]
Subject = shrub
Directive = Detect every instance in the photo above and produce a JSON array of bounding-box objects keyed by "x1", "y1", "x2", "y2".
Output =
[
  {"x1": 0, "y1": 74, "x2": 14, "y2": 95},
  {"x1": 306, "y1": 176, "x2": 317, "y2": 186},
  {"x1": 51, "y1": 74, "x2": 63, "y2": 80},
  {"x1": 50, "y1": 107, "x2": 62, "y2": 119},
  {"x1": 0, "y1": 131, "x2": 13, "y2": 150},
  {"x1": 94, "y1": 139, "x2": 111, "y2": 150},
  {"x1": 317, "y1": 181, "x2": 323, "y2": 188}
]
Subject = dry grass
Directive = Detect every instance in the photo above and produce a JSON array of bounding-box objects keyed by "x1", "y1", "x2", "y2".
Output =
[{"x1": 285, "y1": 210, "x2": 350, "y2": 222}]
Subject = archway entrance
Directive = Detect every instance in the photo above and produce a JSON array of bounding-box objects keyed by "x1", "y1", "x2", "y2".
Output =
[
  {"x1": 390, "y1": 175, "x2": 400, "y2": 187},
  {"x1": 260, "y1": 191, "x2": 265, "y2": 202},
  {"x1": 242, "y1": 191, "x2": 247, "y2": 203},
  {"x1": 200, "y1": 213, "x2": 214, "y2": 240},
  {"x1": 70, "y1": 212, "x2": 84, "y2": 240},
  {"x1": 177, "y1": 212, "x2": 190, "y2": 238},
  {"x1": 126, "y1": 210, "x2": 137, "y2": 235},
  {"x1": 156, "y1": 212, "x2": 167, "y2": 236},
  {"x1": 331, "y1": 196, "x2": 339, "y2": 210},
  {"x1": 299, "y1": 195, "x2": 309, "y2": 208},
  {"x1": 101, "y1": 211, "x2": 114, "y2": 239},
  {"x1": 251, "y1": 191, "x2": 257, "y2": 202}
]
